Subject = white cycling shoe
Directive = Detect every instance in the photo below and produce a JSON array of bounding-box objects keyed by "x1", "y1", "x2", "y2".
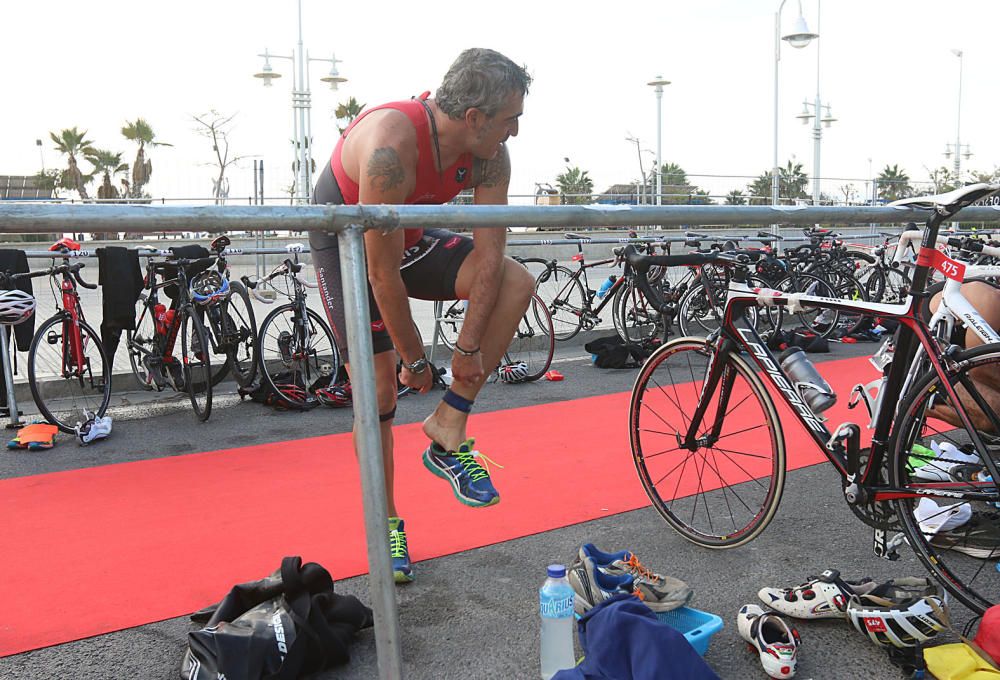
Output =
[
  {"x1": 737, "y1": 604, "x2": 800, "y2": 679},
  {"x1": 757, "y1": 569, "x2": 878, "y2": 620}
]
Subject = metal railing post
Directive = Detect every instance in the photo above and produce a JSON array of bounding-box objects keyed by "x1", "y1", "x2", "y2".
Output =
[{"x1": 335, "y1": 224, "x2": 404, "y2": 680}]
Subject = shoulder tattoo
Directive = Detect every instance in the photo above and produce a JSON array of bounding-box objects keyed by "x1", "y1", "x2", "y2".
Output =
[
  {"x1": 367, "y1": 147, "x2": 405, "y2": 192},
  {"x1": 474, "y1": 146, "x2": 511, "y2": 188}
]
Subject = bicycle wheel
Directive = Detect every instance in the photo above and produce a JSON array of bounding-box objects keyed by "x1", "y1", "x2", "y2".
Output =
[
  {"x1": 127, "y1": 297, "x2": 158, "y2": 390},
  {"x1": 534, "y1": 265, "x2": 585, "y2": 341},
  {"x1": 180, "y1": 307, "x2": 213, "y2": 421},
  {"x1": 677, "y1": 280, "x2": 723, "y2": 337},
  {"x1": 777, "y1": 273, "x2": 839, "y2": 338},
  {"x1": 630, "y1": 338, "x2": 786, "y2": 548},
  {"x1": 828, "y1": 273, "x2": 868, "y2": 337},
  {"x1": 614, "y1": 279, "x2": 663, "y2": 345},
  {"x1": 862, "y1": 266, "x2": 910, "y2": 305},
  {"x1": 890, "y1": 344, "x2": 1000, "y2": 613},
  {"x1": 436, "y1": 300, "x2": 466, "y2": 351},
  {"x1": 28, "y1": 315, "x2": 112, "y2": 433},
  {"x1": 258, "y1": 304, "x2": 339, "y2": 407},
  {"x1": 502, "y1": 293, "x2": 554, "y2": 382},
  {"x1": 218, "y1": 280, "x2": 258, "y2": 387}
]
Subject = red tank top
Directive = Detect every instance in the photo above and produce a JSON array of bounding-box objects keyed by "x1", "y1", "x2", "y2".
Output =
[{"x1": 331, "y1": 92, "x2": 473, "y2": 248}]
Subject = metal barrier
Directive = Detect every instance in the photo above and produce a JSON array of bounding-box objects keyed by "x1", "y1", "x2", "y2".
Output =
[{"x1": 3, "y1": 202, "x2": 1000, "y2": 680}]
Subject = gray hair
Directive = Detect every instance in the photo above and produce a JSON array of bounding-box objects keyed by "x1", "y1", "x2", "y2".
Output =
[{"x1": 435, "y1": 48, "x2": 531, "y2": 120}]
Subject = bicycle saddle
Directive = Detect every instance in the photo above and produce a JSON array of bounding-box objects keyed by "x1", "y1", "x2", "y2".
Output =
[
  {"x1": 889, "y1": 182, "x2": 1000, "y2": 215},
  {"x1": 49, "y1": 237, "x2": 80, "y2": 252},
  {"x1": 564, "y1": 232, "x2": 586, "y2": 240},
  {"x1": 210, "y1": 235, "x2": 231, "y2": 252}
]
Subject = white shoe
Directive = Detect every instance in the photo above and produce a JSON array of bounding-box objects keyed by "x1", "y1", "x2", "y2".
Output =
[
  {"x1": 758, "y1": 569, "x2": 877, "y2": 620},
  {"x1": 910, "y1": 441, "x2": 982, "y2": 482},
  {"x1": 737, "y1": 604, "x2": 800, "y2": 679},
  {"x1": 75, "y1": 412, "x2": 112, "y2": 446}
]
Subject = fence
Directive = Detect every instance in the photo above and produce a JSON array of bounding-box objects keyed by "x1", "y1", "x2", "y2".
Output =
[{"x1": 2, "y1": 201, "x2": 1000, "y2": 679}]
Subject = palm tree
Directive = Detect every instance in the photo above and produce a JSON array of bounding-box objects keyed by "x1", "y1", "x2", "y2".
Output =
[
  {"x1": 121, "y1": 118, "x2": 171, "y2": 199},
  {"x1": 779, "y1": 160, "x2": 809, "y2": 201},
  {"x1": 876, "y1": 164, "x2": 912, "y2": 202},
  {"x1": 725, "y1": 190, "x2": 747, "y2": 205},
  {"x1": 49, "y1": 127, "x2": 96, "y2": 199},
  {"x1": 747, "y1": 172, "x2": 774, "y2": 205},
  {"x1": 335, "y1": 96, "x2": 366, "y2": 135},
  {"x1": 85, "y1": 149, "x2": 129, "y2": 200},
  {"x1": 555, "y1": 166, "x2": 594, "y2": 205}
]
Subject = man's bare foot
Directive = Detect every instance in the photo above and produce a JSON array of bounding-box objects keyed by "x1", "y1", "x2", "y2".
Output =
[{"x1": 423, "y1": 408, "x2": 468, "y2": 452}]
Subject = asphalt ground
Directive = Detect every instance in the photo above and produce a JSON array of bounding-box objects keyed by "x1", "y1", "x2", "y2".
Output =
[{"x1": 0, "y1": 337, "x2": 979, "y2": 680}]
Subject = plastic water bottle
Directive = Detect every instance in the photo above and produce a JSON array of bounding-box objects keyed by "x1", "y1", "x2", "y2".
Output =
[
  {"x1": 779, "y1": 347, "x2": 837, "y2": 412},
  {"x1": 540, "y1": 564, "x2": 575, "y2": 679},
  {"x1": 595, "y1": 275, "x2": 616, "y2": 299}
]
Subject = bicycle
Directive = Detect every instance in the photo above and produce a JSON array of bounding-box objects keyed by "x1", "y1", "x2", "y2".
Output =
[
  {"x1": 243, "y1": 244, "x2": 339, "y2": 409},
  {"x1": 126, "y1": 247, "x2": 217, "y2": 421},
  {"x1": 20, "y1": 240, "x2": 111, "y2": 432},
  {"x1": 627, "y1": 182, "x2": 1000, "y2": 614}
]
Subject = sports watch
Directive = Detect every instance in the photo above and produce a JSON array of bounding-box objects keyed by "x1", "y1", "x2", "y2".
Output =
[{"x1": 406, "y1": 356, "x2": 429, "y2": 374}]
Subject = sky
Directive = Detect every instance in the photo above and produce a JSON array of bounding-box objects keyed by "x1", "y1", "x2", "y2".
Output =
[{"x1": 3, "y1": 0, "x2": 998, "y2": 205}]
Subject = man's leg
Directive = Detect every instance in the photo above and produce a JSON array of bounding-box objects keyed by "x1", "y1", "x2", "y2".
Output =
[{"x1": 422, "y1": 256, "x2": 535, "y2": 450}]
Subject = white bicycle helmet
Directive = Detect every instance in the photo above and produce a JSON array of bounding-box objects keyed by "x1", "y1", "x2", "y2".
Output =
[
  {"x1": 846, "y1": 577, "x2": 948, "y2": 647},
  {"x1": 0, "y1": 289, "x2": 36, "y2": 325},
  {"x1": 498, "y1": 360, "x2": 529, "y2": 384}
]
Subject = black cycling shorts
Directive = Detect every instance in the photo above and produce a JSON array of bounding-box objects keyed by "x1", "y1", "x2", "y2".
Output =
[{"x1": 310, "y1": 163, "x2": 474, "y2": 362}]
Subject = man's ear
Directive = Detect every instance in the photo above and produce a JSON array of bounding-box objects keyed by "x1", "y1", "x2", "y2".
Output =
[{"x1": 464, "y1": 107, "x2": 485, "y2": 129}]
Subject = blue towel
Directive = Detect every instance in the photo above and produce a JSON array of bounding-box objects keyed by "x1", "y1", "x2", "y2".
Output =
[{"x1": 553, "y1": 595, "x2": 720, "y2": 680}]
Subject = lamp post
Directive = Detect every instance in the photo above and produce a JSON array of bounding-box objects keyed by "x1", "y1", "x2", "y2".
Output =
[
  {"x1": 943, "y1": 49, "x2": 972, "y2": 181},
  {"x1": 795, "y1": 98, "x2": 837, "y2": 204},
  {"x1": 647, "y1": 77, "x2": 671, "y2": 206},
  {"x1": 773, "y1": 0, "x2": 817, "y2": 207},
  {"x1": 255, "y1": 0, "x2": 347, "y2": 203}
]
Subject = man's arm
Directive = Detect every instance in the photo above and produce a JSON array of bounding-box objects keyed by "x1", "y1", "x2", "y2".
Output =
[
  {"x1": 457, "y1": 144, "x2": 511, "y2": 352},
  {"x1": 355, "y1": 126, "x2": 426, "y2": 372}
]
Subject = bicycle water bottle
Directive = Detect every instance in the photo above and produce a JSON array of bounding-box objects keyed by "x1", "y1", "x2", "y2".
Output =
[
  {"x1": 540, "y1": 564, "x2": 575, "y2": 679},
  {"x1": 779, "y1": 347, "x2": 837, "y2": 413},
  {"x1": 595, "y1": 275, "x2": 616, "y2": 299}
]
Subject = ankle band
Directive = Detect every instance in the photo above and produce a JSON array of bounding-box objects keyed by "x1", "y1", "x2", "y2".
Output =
[
  {"x1": 379, "y1": 407, "x2": 396, "y2": 422},
  {"x1": 442, "y1": 389, "x2": 474, "y2": 414}
]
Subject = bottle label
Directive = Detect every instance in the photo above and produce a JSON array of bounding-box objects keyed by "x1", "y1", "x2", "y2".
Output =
[{"x1": 540, "y1": 594, "x2": 574, "y2": 619}]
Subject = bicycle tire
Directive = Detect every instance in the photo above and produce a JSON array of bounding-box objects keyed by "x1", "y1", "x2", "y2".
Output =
[
  {"x1": 258, "y1": 304, "x2": 339, "y2": 407},
  {"x1": 181, "y1": 307, "x2": 213, "y2": 422},
  {"x1": 502, "y1": 293, "x2": 554, "y2": 382},
  {"x1": 28, "y1": 315, "x2": 112, "y2": 434},
  {"x1": 614, "y1": 279, "x2": 662, "y2": 345},
  {"x1": 435, "y1": 300, "x2": 465, "y2": 352},
  {"x1": 534, "y1": 265, "x2": 586, "y2": 341},
  {"x1": 776, "y1": 273, "x2": 839, "y2": 338},
  {"x1": 630, "y1": 337, "x2": 786, "y2": 548},
  {"x1": 127, "y1": 297, "x2": 158, "y2": 391},
  {"x1": 216, "y1": 280, "x2": 258, "y2": 387},
  {"x1": 889, "y1": 343, "x2": 1000, "y2": 613}
]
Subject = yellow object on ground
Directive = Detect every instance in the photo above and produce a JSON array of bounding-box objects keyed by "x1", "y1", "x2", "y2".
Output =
[
  {"x1": 7, "y1": 423, "x2": 59, "y2": 450},
  {"x1": 926, "y1": 643, "x2": 1000, "y2": 680}
]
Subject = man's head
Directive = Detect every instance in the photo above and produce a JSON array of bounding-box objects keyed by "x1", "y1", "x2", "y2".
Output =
[{"x1": 436, "y1": 48, "x2": 531, "y2": 160}]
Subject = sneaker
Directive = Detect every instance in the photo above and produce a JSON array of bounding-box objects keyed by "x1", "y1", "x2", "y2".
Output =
[
  {"x1": 737, "y1": 604, "x2": 800, "y2": 679},
  {"x1": 910, "y1": 441, "x2": 982, "y2": 482},
  {"x1": 567, "y1": 555, "x2": 635, "y2": 615},
  {"x1": 930, "y1": 511, "x2": 1000, "y2": 559},
  {"x1": 758, "y1": 569, "x2": 878, "y2": 620},
  {"x1": 422, "y1": 439, "x2": 500, "y2": 507},
  {"x1": 74, "y1": 412, "x2": 112, "y2": 446},
  {"x1": 388, "y1": 517, "x2": 413, "y2": 583},
  {"x1": 579, "y1": 543, "x2": 692, "y2": 612}
]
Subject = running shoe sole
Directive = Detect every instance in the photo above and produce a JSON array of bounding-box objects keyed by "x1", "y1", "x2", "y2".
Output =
[
  {"x1": 930, "y1": 536, "x2": 1000, "y2": 559},
  {"x1": 421, "y1": 447, "x2": 500, "y2": 508}
]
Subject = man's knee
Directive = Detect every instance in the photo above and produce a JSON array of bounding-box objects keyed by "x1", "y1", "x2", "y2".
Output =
[{"x1": 505, "y1": 259, "x2": 535, "y2": 309}]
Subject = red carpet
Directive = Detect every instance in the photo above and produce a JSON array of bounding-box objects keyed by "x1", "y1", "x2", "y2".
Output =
[{"x1": 0, "y1": 355, "x2": 875, "y2": 656}]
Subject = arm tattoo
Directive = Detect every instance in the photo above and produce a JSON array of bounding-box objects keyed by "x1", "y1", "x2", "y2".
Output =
[
  {"x1": 475, "y1": 147, "x2": 511, "y2": 188},
  {"x1": 367, "y1": 147, "x2": 405, "y2": 192}
]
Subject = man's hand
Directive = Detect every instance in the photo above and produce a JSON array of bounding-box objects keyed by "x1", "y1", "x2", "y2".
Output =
[
  {"x1": 451, "y1": 351, "x2": 485, "y2": 387},
  {"x1": 399, "y1": 365, "x2": 433, "y2": 393}
]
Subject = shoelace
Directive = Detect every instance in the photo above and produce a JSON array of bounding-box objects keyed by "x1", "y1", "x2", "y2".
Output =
[
  {"x1": 389, "y1": 527, "x2": 408, "y2": 559},
  {"x1": 455, "y1": 449, "x2": 504, "y2": 482},
  {"x1": 622, "y1": 554, "x2": 658, "y2": 583}
]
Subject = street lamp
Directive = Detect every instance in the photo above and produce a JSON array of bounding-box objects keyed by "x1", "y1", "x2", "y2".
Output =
[
  {"x1": 773, "y1": 0, "x2": 817, "y2": 207},
  {"x1": 795, "y1": 96, "x2": 837, "y2": 204},
  {"x1": 647, "y1": 77, "x2": 671, "y2": 206},
  {"x1": 943, "y1": 49, "x2": 972, "y2": 181},
  {"x1": 255, "y1": 0, "x2": 347, "y2": 203}
]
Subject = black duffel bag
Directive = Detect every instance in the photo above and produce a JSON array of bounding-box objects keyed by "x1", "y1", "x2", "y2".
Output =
[{"x1": 182, "y1": 556, "x2": 373, "y2": 680}]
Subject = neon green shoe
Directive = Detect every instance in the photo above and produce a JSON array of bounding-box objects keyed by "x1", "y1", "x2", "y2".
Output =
[{"x1": 389, "y1": 517, "x2": 414, "y2": 583}]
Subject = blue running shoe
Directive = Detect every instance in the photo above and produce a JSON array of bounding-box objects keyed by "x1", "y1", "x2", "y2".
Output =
[
  {"x1": 422, "y1": 438, "x2": 500, "y2": 507},
  {"x1": 388, "y1": 517, "x2": 413, "y2": 583}
]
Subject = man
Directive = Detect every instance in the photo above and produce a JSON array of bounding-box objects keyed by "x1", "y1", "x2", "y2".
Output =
[{"x1": 310, "y1": 48, "x2": 535, "y2": 583}]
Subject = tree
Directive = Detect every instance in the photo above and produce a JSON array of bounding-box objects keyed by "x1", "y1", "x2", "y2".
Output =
[
  {"x1": 725, "y1": 190, "x2": 747, "y2": 205},
  {"x1": 876, "y1": 164, "x2": 912, "y2": 202},
  {"x1": 85, "y1": 149, "x2": 129, "y2": 200},
  {"x1": 192, "y1": 110, "x2": 248, "y2": 205},
  {"x1": 746, "y1": 160, "x2": 809, "y2": 205},
  {"x1": 839, "y1": 183, "x2": 857, "y2": 205},
  {"x1": 555, "y1": 166, "x2": 593, "y2": 205},
  {"x1": 335, "y1": 96, "x2": 366, "y2": 135},
  {"x1": 49, "y1": 127, "x2": 96, "y2": 199},
  {"x1": 121, "y1": 118, "x2": 171, "y2": 199},
  {"x1": 926, "y1": 166, "x2": 958, "y2": 193}
]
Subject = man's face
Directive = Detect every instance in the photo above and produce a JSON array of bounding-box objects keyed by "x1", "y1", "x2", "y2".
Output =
[{"x1": 470, "y1": 91, "x2": 523, "y2": 160}]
